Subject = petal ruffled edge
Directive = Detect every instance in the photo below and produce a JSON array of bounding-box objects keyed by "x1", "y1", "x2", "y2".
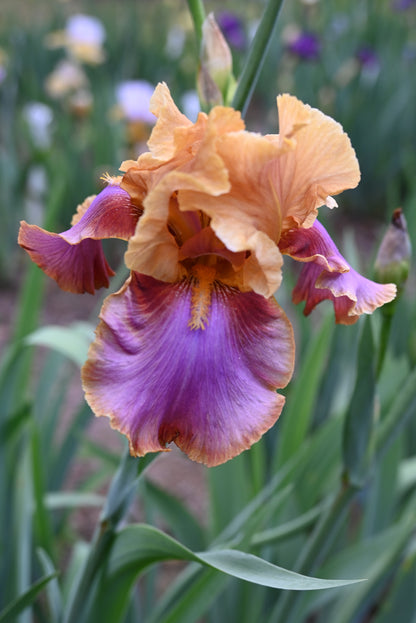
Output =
[
  {"x1": 18, "y1": 184, "x2": 138, "y2": 294},
  {"x1": 267, "y1": 94, "x2": 361, "y2": 231},
  {"x1": 82, "y1": 272, "x2": 295, "y2": 466}
]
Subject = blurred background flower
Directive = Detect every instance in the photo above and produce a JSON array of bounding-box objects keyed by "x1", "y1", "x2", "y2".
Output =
[
  {"x1": 391, "y1": 0, "x2": 416, "y2": 11},
  {"x1": 45, "y1": 13, "x2": 106, "y2": 64},
  {"x1": 0, "y1": 48, "x2": 7, "y2": 85},
  {"x1": 286, "y1": 29, "x2": 321, "y2": 60},
  {"x1": 114, "y1": 80, "x2": 156, "y2": 125},
  {"x1": 180, "y1": 89, "x2": 200, "y2": 121},
  {"x1": 112, "y1": 80, "x2": 156, "y2": 150},
  {"x1": 22, "y1": 101, "x2": 54, "y2": 150},
  {"x1": 45, "y1": 59, "x2": 88, "y2": 99},
  {"x1": 216, "y1": 11, "x2": 247, "y2": 50}
]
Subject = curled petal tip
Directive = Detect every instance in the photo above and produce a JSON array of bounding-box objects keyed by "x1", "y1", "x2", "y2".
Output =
[
  {"x1": 289, "y1": 220, "x2": 397, "y2": 324},
  {"x1": 18, "y1": 185, "x2": 138, "y2": 294},
  {"x1": 18, "y1": 221, "x2": 114, "y2": 294}
]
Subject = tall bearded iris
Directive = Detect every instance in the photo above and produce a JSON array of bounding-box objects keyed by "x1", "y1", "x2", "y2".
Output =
[{"x1": 18, "y1": 83, "x2": 396, "y2": 466}]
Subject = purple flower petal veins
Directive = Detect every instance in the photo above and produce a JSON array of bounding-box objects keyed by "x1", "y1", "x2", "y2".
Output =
[{"x1": 82, "y1": 272, "x2": 295, "y2": 467}]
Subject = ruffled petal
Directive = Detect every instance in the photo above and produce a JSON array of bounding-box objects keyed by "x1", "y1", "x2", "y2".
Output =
[
  {"x1": 266, "y1": 94, "x2": 361, "y2": 230},
  {"x1": 177, "y1": 131, "x2": 283, "y2": 296},
  {"x1": 124, "y1": 111, "x2": 231, "y2": 282},
  {"x1": 290, "y1": 221, "x2": 397, "y2": 324},
  {"x1": 146, "y1": 82, "x2": 193, "y2": 161},
  {"x1": 18, "y1": 185, "x2": 137, "y2": 294},
  {"x1": 82, "y1": 272, "x2": 295, "y2": 466}
]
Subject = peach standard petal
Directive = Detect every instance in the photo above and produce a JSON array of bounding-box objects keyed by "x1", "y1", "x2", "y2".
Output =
[
  {"x1": 177, "y1": 131, "x2": 284, "y2": 295},
  {"x1": 266, "y1": 94, "x2": 361, "y2": 231},
  {"x1": 124, "y1": 106, "x2": 232, "y2": 281}
]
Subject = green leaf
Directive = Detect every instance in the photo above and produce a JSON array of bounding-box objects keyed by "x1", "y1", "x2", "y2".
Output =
[
  {"x1": 62, "y1": 449, "x2": 156, "y2": 623},
  {"x1": 145, "y1": 483, "x2": 292, "y2": 623},
  {"x1": 145, "y1": 566, "x2": 228, "y2": 623},
  {"x1": 196, "y1": 548, "x2": 364, "y2": 590},
  {"x1": 84, "y1": 524, "x2": 363, "y2": 623},
  {"x1": 37, "y1": 549, "x2": 62, "y2": 623},
  {"x1": 373, "y1": 547, "x2": 416, "y2": 623},
  {"x1": 209, "y1": 452, "x2": 251, "y2": 536},
  {"x1": 251, "y1": 501, "x2": 329, "y2": 548},
  {"x1": 309, "y1": 502, "x2": 416, "y2": 623},
  {"x1": 0, "y1": 573, "x2": 58, "y2": 623},
  {"x1": 398, "y1": 456, "x2": 416, "y2": 494},
  {"x1": 31, "y1": 424, "x2": 54, "y2": 557},
  {"x1": 276, "y1": 314, "x2": 334, "y2": 468},
  {"x1": 44, "y1": 492, "x2": 105, "y2": 510},
  {"x1": 142, "y1": 479, "x2": 205, "y2": 551},
  {"x1": 0, "y1": 402, "x2": 31, "y2": 446},
  {"x1": 342, "y1": 316, "x2": 376, "y2": 486},
  {"x1": 49, "y1": 403, "x2": 92, "y2": 492},
  {"x1": 25, "y1": 322, "x2": 95, "y2": 367},
  {"x1": 14, "y1": 446, "x2": 33, "y2": 623}
]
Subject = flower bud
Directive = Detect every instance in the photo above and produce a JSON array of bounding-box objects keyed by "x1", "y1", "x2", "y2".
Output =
[
  {"x1": 374, "y1": 208, "x2": 411, "y2": 293},
  {"x1": 197, "y1": 13, "x2": 235, "y2": 108}
]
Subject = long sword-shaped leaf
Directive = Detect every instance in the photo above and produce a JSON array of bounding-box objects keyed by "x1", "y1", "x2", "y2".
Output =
[
  {"x1": 82, "y1": 524, "x2": 363, "y2": 623},
  {"x1": 0, "y1": 573, "x2": 58, "y2": 623}
]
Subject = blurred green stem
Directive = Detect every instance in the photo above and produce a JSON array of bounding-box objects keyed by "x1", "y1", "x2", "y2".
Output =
[
  {"x1": 187, "y1": 0, "x2": 206, "y2": 50},
  {"x1": 63, "y1": 447, "x2": 155, "y2": 623},
  {"x1": 376, "y1": 311, "x2": 393, "y2": 379},
  {"x1": 375, "y1": 363, "x2": 416, "y2": 460},
  {"x1": 231, "y1": 0, "x2": 286, "y2": 116}
]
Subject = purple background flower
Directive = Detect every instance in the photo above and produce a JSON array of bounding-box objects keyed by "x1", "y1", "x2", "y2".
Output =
[
  {"x1": 287, "y1": 32, "x2": 321, "y2": 61},
  {"x1": 356, "y1": 45, "x2": 379, "y2": 68},
  {"x1": 217, "y1": 11, "x2": 247, "y2": 50}
]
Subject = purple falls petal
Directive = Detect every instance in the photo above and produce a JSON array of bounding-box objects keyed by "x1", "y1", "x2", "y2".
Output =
[
  {"x1": 18, "y1": 184, "x2": 138, "y2": 294},
  {"x1": 82, "y1": 272, "x2": 295, "y2": 466},
  {"x1": 288, "y1": 221, "x2": 397, "y2": 324}
]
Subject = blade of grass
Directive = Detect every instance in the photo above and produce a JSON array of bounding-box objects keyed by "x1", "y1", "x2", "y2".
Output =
[{"x1": 0, "y1": 573, "x2": 58, "y2": 623}]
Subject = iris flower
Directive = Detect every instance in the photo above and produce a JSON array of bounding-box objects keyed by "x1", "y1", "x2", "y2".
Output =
[{"x1": 19, "y1": 83, "x2": 396, "y2": 466}]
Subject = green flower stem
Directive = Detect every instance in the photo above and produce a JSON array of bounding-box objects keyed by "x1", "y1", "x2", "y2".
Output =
[
  {"x1": 186, "y1": 0, "x2": 206, "y2": 51},
  {"x1": 63, "y1": 447, "x2": 156, "y2": 623},
  {"x1": 376, "y1": 310, "x2": 394, "y2": 380},
  {"x1": 231, "y1": 0, "x2": 286, "y2": 116}
]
